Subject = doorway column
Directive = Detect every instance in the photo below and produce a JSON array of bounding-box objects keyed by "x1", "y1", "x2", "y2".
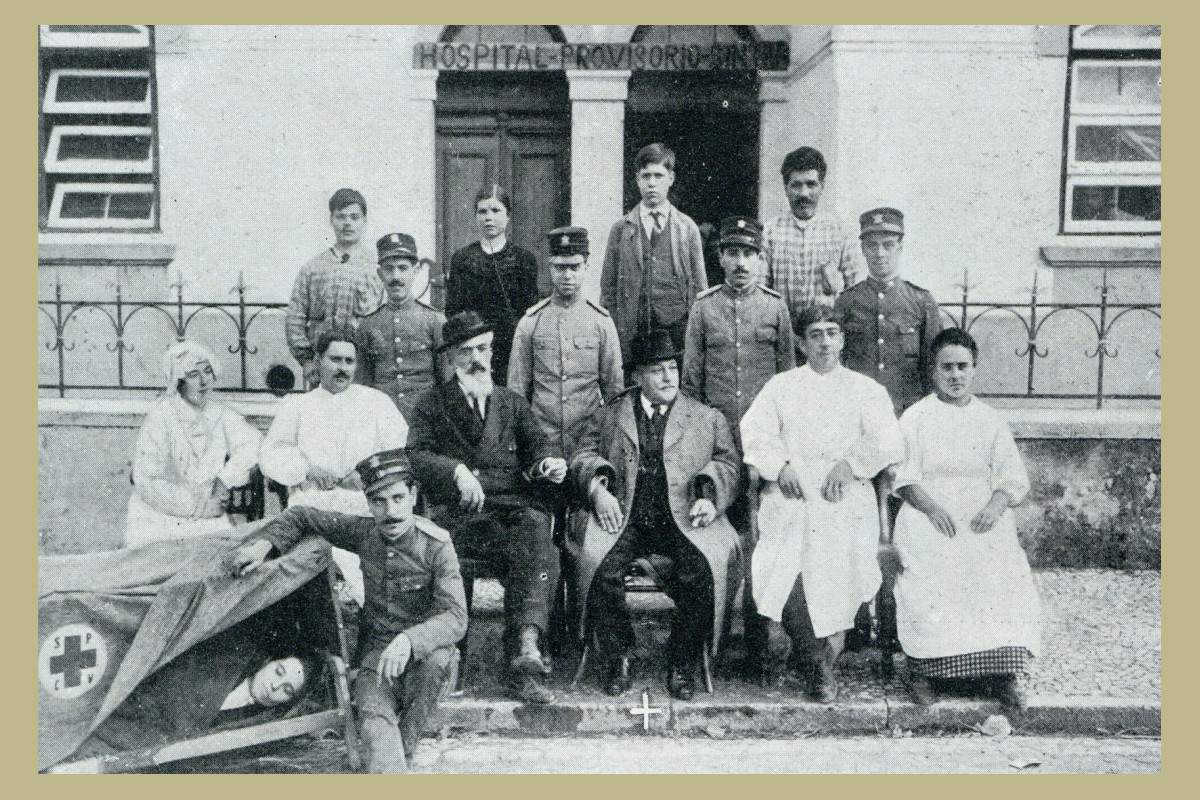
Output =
[
  {"x1": 566, "y1": 69, "x2": 630, "y2": 303},
  {"x1": 408, "y1": 69, "x2": 439, "y2": 303},
  {"x1": 757, "y1": 73, "x2": 791, "y2": 221}
]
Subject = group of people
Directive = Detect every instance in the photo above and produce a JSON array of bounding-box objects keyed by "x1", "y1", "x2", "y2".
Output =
[{"x1": 122, "y1": 144, "x2": 1043, "y2": 773}]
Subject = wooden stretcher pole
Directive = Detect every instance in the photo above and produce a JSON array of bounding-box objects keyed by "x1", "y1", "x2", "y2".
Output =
[{"x1": 327, "y1": 563, "x2": 362, "y2": 771}]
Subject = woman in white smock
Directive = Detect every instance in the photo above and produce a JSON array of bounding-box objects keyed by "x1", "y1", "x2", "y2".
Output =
[
  {"x1": 124, "y1": 341, "x2": 262, "y2": 547},
  {"x1": 892, "y1": 327, "x2": 1040, "y2": 710}
]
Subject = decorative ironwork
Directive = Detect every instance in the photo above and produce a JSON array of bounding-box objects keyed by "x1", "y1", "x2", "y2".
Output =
[{"x1": 39, "y1": 271, "x2": 1161, "y2": 409}]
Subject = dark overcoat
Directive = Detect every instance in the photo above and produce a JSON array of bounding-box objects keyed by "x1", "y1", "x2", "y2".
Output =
[{"x1": 567, "y1": 391, "x2": 741, "y2": 650}]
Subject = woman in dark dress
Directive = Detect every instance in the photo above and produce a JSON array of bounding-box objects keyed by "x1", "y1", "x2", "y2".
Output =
[{"x1": 445, "y1": 185, "x2": 541, "y2": 385}]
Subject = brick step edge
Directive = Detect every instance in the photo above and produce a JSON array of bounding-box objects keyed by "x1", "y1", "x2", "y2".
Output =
[{"x1": 426, "y1": 696, "x2": 1160, "y2": 737}]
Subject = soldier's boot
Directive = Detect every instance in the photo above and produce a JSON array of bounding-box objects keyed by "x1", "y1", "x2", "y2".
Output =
[{"x1": 361, "y1": 716, "x2": 408, "y2": 774}]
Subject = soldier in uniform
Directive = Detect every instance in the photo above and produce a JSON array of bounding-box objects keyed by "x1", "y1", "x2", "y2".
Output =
[
  {"x1": 508, "y1": 226, "x2": 623, "y2": 460},
  {"x1": 681, "y1": 216, "x2": 795, "y2": 683},
  {"x1": 834, "y1": 208, "x2": 943, "y2": 417},
  {"x1": 833, "y1": 207, "x2": 943, "y2": 652},
  {"x1": 356, "y1": 233, "x2": 445, "y2": 419},
  {"x1": 229, "y1": 448, "x2": 468, "y2": 773}
]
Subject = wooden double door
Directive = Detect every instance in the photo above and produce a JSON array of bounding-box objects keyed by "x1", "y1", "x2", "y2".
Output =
[{"x1": 435, "y1": 112, "x2": 570, "y2": 303}]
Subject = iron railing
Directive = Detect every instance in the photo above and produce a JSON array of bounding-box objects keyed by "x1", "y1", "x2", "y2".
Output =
[{"x1": 40, "y1": 271, "x2": 1161, "y2": 408}]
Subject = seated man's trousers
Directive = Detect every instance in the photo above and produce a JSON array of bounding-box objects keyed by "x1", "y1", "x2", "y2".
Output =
[
  {"x1": 589, "y1": 514, "x2": 713, "y2": 669},
  {"x1": 354, "y1": 644, "x2": 454, "y2": 760}
]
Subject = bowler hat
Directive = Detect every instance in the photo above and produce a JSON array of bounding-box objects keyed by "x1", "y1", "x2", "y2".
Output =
[
  {"x1": 718, "y1": 216, "x2": 763, "y2": 252},
  {"x1": 859, "y1": 207, "x2": 904, "y2": 238},
  {"x1": 548, "y1": 226, "x2": 589, "y2": 258},
  {"x1": 439, "y1": 311, "x2": 494, "y2": 353},
  {"x1": 624, "y1": 329, "x2": 683, "y2": 371},
  {"x1": 377, "y1": 232, "x2": 418, "y2": 261},
  {"x1": 356, "y1": 448, "x2": 414, "y2": 495}
]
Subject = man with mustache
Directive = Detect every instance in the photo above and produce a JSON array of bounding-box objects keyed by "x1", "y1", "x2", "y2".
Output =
[
  {"x1": 356, "y1": 233, "x2": 445, "y2": 419},
  {"x1": 569, "y1": 330, "x2": 741, "y2": 701},
  {"x1": 763, "y1": 148, "x2": 860, "y2": 333},
  {"x1": 406, "y1": 312, "x2": 567, "y2": 704},
  {"x1": 681, "y1": 216, "x2": 794, "y2": 682},
  {"x1": 260, "y1": 329, "x2": 408, "y2": 608},
  {"x1": 229, "y1": 448, "x2": 467, "y2": 773},
  {"x1": 286, "y1": 188, "x2": 384, "y2": 387}
]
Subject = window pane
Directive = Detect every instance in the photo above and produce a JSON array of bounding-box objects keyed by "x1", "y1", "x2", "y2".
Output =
[
  {"x1": 48, "y1": 25, "x2": 143, "y2": 34},
  {"x1": 1075, "y1": 25, "x2": 1161, "y2": 48},
  {"x1": 56, "y1": 73, "x2": 149, "y2": 103},
  {"x1": 58, "y1": 132, "x2": 152, "y2": 162},
  {"x1": 59, "y1": 192, "x2": 106, "y2": 219},
  {"x1": 1075, "y1": 125, "x2": 1161, "y2": 162},
  {"x1": 108, "y1": 192, "x2": 154, "y2": 219},
  {"x1": 1075, "y1": 63, "x2": 1160, "y2": 106},
  {"x1": 1072, "y1": 184, "x2": 1160, "y2": 222}
]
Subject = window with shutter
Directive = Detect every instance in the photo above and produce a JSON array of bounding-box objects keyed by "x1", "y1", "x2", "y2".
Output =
[{"x1": 39, "y1": 25, "x2": 158, "y2": 231}]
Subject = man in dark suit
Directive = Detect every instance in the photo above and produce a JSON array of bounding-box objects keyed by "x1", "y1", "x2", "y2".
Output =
[
  {"x1": 569, "y1": 330, "x2": 741, "y2": 700},
  {"x1": 407, "y1": 311, "x2": 568, "y2": 704}
]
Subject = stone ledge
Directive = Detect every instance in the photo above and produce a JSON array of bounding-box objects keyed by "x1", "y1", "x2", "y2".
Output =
[
  {"x1": 1040, "y1": 244, "x2": 1161, "y2": 268},
  {"x1": 37, "y1": 396, "x2": 1161, "y2": 440},
  {"x1": 427, "y1": 696, "x2": 1160, "y2": 737},
  {"x1": 38, "y1": 240, "x2": 177, "y2": 267}
]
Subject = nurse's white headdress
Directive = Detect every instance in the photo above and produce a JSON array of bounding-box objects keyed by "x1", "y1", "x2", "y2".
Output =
[{"x1": 164, "y1": 340, "x2": 221, "y2": 394}]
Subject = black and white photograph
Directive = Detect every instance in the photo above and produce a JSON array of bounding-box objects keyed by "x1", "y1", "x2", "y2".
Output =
[{"x1": 37, "y1": 24, "x2": 1161, "y2": 774}]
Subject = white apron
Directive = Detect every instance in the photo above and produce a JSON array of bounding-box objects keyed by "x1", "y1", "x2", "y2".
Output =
[
  {"x1": 752, "y1": 470, "x2": 881, "y2": 638},
  {"x1": 892, "y1": 395, "x2": 1041, "y2": 659},
  {"x1": 123, "y1": 493, "x2": 233, "y2": 549}
]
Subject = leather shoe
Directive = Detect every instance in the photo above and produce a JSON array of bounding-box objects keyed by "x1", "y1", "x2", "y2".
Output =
[
  {"x1": 511, "y1": 651, "x2": 551, "y2": 676},
  {"x1": 998, "y1": 675, "x2": 1028, "y2": 712},
  {"x1": 666, "y1": 665, "x2": 695, "y2": 701},
  {"x1": 604, "y1": 655, "x2": 636, "y2": 696},
  {"x1": 511, "y1": 675, "x2": 556, "y2": 705},
  {"x1": 811, "y1": 657, "x2": 839, "y2": 704},
  {"x1": 908, "y1": 674, "x2": 936, "y2": 706}
]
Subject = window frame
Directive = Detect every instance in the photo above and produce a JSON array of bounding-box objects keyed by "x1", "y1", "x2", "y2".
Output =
[
  {"x1": 47, "y1": 182, "x2": 157, "y2": 230},
  {"x1": 1060, "y1": 28, "x2": 1160, "y2": 235},
  {"x1": 38, "y1": 26, "x2": 159, "y2": 233}
]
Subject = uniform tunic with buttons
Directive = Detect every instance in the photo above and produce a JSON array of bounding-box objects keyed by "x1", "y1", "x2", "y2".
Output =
[
  {"x1": 507, "y1": 296, "x2": 623, "y2": 457},
  {"x1": 251, "y1": 505, "x2": 467, "y2": 667},
  {"x1": 682, "y1": 283, "x2": 796, "y2": 443},
  {"x1": 834, "y1": 276, "x2": 944, "y2": 415},
  {"x1": 356, "y1": 297, "x2": 445, "y2": 417}
]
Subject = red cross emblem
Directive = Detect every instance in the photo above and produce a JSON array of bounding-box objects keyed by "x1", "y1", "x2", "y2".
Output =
[
  {"x1": 39, "y1": 623, "x2": 108, "y2": 700},
  {"x1": 561, "y1": 235, "x2": 570, "y2": 246},
  {"x1": 874, "y1": 214, "x2": 884, "y2": 224}
]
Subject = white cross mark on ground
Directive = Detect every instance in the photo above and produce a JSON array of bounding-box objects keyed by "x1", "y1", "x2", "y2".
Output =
[{"x1": 629, "y1": 689, "x2": 663, "y2": 731}]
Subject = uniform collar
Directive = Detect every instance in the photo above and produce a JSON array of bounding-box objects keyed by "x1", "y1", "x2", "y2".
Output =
[
  {"x1": 721, "y1": 281, "x2": 758, "y2": 298},
  {"x1": 866, "y1": 274, "x2": 900, "y2": 291},
  {"x1": 384, "y1": 295, "x2": 416, "y2": 311}
]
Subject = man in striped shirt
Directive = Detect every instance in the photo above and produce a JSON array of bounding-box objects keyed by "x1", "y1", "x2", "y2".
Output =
[
  {"x1": 763, "y1": 147, "x2": 861, "y2": 329},
  {"x1": 286, "y1": 188, "x2": 384, "y2": 385}
]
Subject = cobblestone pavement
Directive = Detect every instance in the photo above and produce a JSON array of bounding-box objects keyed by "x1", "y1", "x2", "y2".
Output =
[
  {"x1": 462, "y1": 569, "x2": 1161, "y2": 702},
  {"x1": 148, "y1": 733, "x2": 1160, "y2": 774}
]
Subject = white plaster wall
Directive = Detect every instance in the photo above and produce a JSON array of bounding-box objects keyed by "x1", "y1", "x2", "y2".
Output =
[
  {"x1": 828, "y1": 26, "x2": 1069, "y2": 301},
  {"x1": 155, "y1": 25, "x2": 432, "y2": 300}
]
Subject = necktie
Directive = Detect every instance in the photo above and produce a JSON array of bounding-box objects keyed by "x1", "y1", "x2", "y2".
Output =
[
  {"x1": 472, "y1": 396, "x2": 486, "y2": 421},
  {"x1": 650, "y1": 211, "x2": 663, "y2": 246}
]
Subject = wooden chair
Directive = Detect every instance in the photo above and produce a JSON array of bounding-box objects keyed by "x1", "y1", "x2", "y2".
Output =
[{"x1": 569, "y1": 555, "x2": 717, "y2": 694}]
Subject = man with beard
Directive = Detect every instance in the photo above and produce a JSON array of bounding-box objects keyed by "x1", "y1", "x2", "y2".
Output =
[
  {"x1": 406, "y1": 312, "x2": 568, "y2": 704},
  {"x1": 231, "y1": 449, "x2": 467, "y2": 773},
  {"x1": 681, "y1": 216, "x2": 794, "y2": 682},
  {"x1": 286, "y1": 188, "x2": 384, "y2": 386},
  {"x1": 763, "y1": 148, "x2": 860, "y2": 326},
  {"x1": 356, "y1": 233, "x2": 445, "y2": 419},
  {"x1": 260, "y1": 329, "x2": 408, "y2": 607},
  {"x1": 739, "y1": 305, "x2": 903, "y2": 702}
]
